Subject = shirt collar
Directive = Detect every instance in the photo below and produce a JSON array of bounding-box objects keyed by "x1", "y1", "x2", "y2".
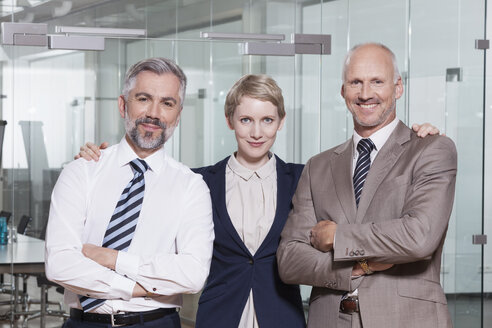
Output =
[
  {"x1": 352, "y1": 116, "x2": 399, "y2": 153},
  {"x1": 116, "y1": 136, "x2": 166, "y2": 174},
  {"x1": 227, "y1": 153, "x2": 277, "y2": 181}
]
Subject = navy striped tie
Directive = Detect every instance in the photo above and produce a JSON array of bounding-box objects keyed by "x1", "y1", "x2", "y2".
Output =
[
  {"x1": 353, "y1": 138, "x2": 375, "y2": 206},
  {"x1": 79, "y1": 158, "x2": 149, "y2": 312}
]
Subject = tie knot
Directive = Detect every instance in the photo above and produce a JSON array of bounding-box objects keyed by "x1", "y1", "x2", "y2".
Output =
[
  {"x1": 129, "y1": 159, "x2": 149, "y2": 175},
  {"x1": 357, "y1": 138, "x2": 375, "y2": 154}
]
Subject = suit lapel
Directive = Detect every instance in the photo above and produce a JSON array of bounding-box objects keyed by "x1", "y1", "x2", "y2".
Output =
[
  {"x1": 256, "y1": 156, "x2": 291, "y2": 256},
  {"x1": 208, "y1": 157, "x2": 252, "y2": 256},
  {"x1": 331, "y1": 140, "x2": 357, "y2": 224},
  {"x1": 355, "y1": 122, "x2": 411, "y2": 223}
]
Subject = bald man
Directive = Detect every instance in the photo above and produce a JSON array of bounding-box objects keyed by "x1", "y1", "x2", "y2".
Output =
[{"x1": 277, "y1": 43, "x2": 456, "y2": 328}]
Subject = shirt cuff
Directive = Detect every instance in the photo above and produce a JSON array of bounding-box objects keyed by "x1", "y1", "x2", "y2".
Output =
[
  {"x1": 115, "y1": 251, "x2": 140, "y2": 281},
  {"x1": 110, "y1": 273, "x2": 136, "y2": 301}
]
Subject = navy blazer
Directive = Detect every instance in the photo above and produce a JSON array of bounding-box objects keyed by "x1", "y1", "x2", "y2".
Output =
[{"x1": 194, "y1": 155, "x2": 306, "y2": 328}]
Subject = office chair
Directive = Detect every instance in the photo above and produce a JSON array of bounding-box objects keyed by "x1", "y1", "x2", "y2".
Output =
[
  {"x1": 22, "y1": 276, "x2": 67, "y2": 328},
  {"x1": 22, "y1": 221, "x2": 68, "y2": 327},
  {"x1": 15, "y1": 215, "x2": 33, "y2": 310},
  {"x1": 17, "y1": 215, "x2": 32, "y2": 236}
]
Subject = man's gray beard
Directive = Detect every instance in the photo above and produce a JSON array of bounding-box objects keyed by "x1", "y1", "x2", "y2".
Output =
[{"x1": 125, "y1": 114, "x2": 167, "y2": 150}]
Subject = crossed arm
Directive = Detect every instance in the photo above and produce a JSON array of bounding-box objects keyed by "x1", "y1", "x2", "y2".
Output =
[
  {"x1": 81, "y1": 245, "x2": 147, "y2": 296},
  {"x1": 277, "y1": 136, "x2": 457, "y2": 289},
  {"x1": 45, "y1": 159, "x2": 214, "y2": 300},
  {"x1": 309, "y1": 220, "x2": 393, "y2": 276}
]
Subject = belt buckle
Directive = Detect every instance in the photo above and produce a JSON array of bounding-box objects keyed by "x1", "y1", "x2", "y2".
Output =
[
  {"x1": 110, "y1": 313, "x2": 125, "y2": 327},
  {"x1": 340, "y1": 296, "x2": 359, "y2": 314}
]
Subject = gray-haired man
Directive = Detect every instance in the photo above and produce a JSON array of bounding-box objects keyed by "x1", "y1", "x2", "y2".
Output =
[{"x1": 46, "y1": 58, "x2": 214, "y2": 328}]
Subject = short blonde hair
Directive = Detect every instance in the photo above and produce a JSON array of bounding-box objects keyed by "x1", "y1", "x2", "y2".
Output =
[{"x1": 225, "y1": 74, "x2": 285, "y2": 121}]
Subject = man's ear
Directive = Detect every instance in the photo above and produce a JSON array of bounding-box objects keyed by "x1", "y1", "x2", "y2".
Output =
[
  {"x1": 341, "y1": 85, "x2": 345, "y2": 99},
  {"x1": 118, "y1": 95, "x2": 126, "y2": 118},
  {"x1": 395, "y1": 77, "x2": 404, "y2": 100}
]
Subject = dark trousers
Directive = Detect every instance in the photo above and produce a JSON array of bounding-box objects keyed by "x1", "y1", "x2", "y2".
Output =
[{"x1": 63, "y1": 312, "x2": 181, "y2": 328}]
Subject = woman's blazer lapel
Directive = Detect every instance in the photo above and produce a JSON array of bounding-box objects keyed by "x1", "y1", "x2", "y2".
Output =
[
  {"x1": 206, "y1": 157, "x2": 252, "y2": 256},
  {"x1": 255, "y1": 156, "x2": 296, "y2": 257}
]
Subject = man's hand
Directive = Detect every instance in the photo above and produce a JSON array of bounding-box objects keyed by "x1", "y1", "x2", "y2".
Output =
[
  {"x1": 132, "y1": 283, "x2": 147, "y2": 297},
  {"x1": 412, "y1": 123, "x2": 441, "y2": 137},
  {"x1": 352, "y1": 261, "x2": 394, "y2": 276},
  {"x1": 310, "y1": 220, "x2": 337, "y2": 252},
  {"x1": 83, "y1": 244, "x2": 150, "y2": 298},
  {"x1": 74, "y1": 142, "x2": 109, "y2": 161},
  {"x1": 82, "y1": 244, "x2": 118, "y2": 270}
]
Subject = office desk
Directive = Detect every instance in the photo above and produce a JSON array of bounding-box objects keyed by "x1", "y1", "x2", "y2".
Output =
[{"x1": 0, "y1": 234, "x2": 45, "y2": 274}]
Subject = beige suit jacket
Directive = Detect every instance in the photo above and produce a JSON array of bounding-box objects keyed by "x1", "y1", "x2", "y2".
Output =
[{"x1": 277, "y1": 121, "x2": 457, "y2": 328}]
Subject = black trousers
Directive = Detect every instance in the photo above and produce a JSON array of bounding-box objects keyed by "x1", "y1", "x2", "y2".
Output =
[{"x1": 63, "y1": 312, "x2": 181, "y2": 328}]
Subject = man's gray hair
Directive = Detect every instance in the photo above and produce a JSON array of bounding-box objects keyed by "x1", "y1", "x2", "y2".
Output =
[
  {"x1": 122, "y1": 57, "x2": 187, "y2": 106},
  {"x1": 342, "y1": 43, "x2": 401, "y2": 83}
]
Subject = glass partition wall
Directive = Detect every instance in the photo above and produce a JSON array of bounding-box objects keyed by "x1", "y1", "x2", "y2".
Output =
[{"x1": 0, "y1": 0, "x2": 488, "y2": 327}]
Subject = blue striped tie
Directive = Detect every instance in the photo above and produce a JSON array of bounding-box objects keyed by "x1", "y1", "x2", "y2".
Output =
[
  {"x1": 79, "y1": 158, "x2": 149, "y2": 312},
  {"x1": 353, "y1": 138, "x2": 375, "y2": 206}
]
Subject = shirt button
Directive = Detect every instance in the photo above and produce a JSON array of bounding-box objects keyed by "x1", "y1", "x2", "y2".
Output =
[
  {"x1": 152, "y1": 288, "x2": 157, "y2": 291},
  {"x1": 248, "y1": 259, "x2": 254, "y2": 264}
]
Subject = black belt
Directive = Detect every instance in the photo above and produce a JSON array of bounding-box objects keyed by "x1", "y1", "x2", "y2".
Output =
[
  {"x1": 340, "y1": 296, "x2": 359, "y2": 314},
  {"x1": 70, "y1": 307, "x2": 176, "y2": 327}
]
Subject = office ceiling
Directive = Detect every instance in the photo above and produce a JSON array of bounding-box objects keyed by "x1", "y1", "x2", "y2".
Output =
[
  {"x1": 0, "y1": 0, "x2": 184, "y2": 27},
  {"x1": 0, "y1": 0, "x2": 316, "y2": 38},
  {"x1": 0, "y1": 0, "x2": 244, "y2": 37}
]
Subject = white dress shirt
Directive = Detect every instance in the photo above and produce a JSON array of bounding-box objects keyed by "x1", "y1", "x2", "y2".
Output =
[
  {"x1": 225, "y1": 154, "x2": 277, "y2": 328},
  {"x1": 351, "y1": 116, "x2": 399, "y2": 174},
  {"x1": 45, "y1": 137, "x2": 214, "y2": 314}
]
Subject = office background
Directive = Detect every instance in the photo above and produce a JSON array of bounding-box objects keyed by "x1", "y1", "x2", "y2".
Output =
[{"x1": 0, "y1": 0, "x2": 489, "y2": 327}]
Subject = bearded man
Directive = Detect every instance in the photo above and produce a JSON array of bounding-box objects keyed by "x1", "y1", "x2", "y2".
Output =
[{"x1": 45, "y1": 58, "x2": 214, "y2": 328}]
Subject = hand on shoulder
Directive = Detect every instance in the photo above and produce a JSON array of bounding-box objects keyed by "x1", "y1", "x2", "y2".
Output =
[
  {"x1": 74, "y1": 142, "x2": 109, "y2": 161},
  {"x1": 411, "y1": 122, "x2": 442, "y2": 138}
]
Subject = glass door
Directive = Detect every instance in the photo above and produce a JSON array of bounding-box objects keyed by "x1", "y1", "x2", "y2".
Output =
[
  {"x1": 303, "y1": 1, "x2": 488, "y2": 326},
  {"x1": 407, "y1": 1, "x2": 486, "y2": 326}
]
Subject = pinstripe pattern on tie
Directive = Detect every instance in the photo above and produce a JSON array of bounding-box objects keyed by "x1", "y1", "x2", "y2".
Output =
[
  {"x1": 353, "y1": 138, "x2": 375, "y2": 206},
  {"x1": 79, "y1": 158, "x2": 149, "y2": 312}
]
